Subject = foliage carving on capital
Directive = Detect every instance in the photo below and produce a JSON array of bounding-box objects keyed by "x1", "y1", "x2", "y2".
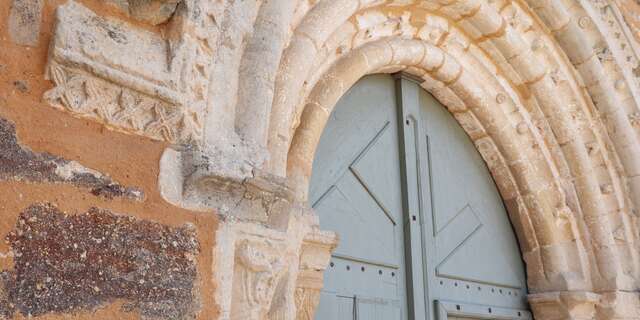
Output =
[
  {"x1": 294, "y1": 229, "x2": 338, "y2": 320},
  {"x1": 231, "y1": 239, "x2": 286, "y2": 320}
]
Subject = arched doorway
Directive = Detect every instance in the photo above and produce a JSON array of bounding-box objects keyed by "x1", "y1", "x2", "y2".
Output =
[{"x1": 309, "y1": 74, "x2": 531, "y2": 319}]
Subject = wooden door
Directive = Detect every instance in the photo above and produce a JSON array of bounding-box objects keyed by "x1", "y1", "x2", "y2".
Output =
[
  {"x1": 311, "y1": 75, "x2": 407, "y2": 320},
  {"x1": 414, "y1": 81, "x2": 530, "y2": 319},
  {"x1": 310, "y1": 75, "x2": 531, "y2": 320}
]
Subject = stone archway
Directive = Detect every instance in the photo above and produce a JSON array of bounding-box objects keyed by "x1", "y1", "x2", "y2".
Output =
[
  {"x1": 38, "y1": 0, "x2": 640, "y2": 319},
  {"x1": 277, "y1": 3, "x2": 640, "y2": 319}
]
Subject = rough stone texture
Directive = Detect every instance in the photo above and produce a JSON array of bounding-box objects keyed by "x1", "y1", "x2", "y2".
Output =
[
  {"x1": 106, "y1": 0, "x2": 181, "y2": 25},
  {"x1": 127, "y1": 0, "x2": 181, "y2": 25},
  {"x1": 0, "y1": 203, "x2": 199, "y2": 319},
  {"x1": 0, "y1": 116, "x2": 143, "y2": 200},
  {"x1": 43, "y1": 1, "x2": 213, "y2": 145},
  {"x1": 529, "y1": 291, "x2": 601, "y2": 320},
  {"x1": 7, "y1": 0, "x2": 43, "y2": 46}
]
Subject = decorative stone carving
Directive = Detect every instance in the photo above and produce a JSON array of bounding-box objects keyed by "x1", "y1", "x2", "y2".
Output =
[
  {"x1": 214, "y1": 215, "x2": 337, "y2": 320},
  {"x1": 42, "y1": 0, "x2": 640, "y2": 319},
  {"x1": 232, "y1": 239, "x2": 286, "y2": 319},
  {"x1": 45, "y1": 62, "x2": 199, "y2": 143},
  {"x1": 294, "y1": 230, "x2": 338, "y2": 320},
  {"x1": 44, "y1": 1, "x2": 209, "y2": 144}
]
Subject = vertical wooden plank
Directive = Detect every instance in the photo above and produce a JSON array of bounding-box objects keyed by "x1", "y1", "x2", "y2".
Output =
[{"x1": 394, "y1": 74, "x2": 429, "y2": 320}]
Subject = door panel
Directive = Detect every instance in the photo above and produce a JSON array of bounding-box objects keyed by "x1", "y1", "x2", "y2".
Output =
[
  {"x1": 311, "y1": 75, "x2": 407, "y2": 320},
  {"x1": 417, "y1": 85, "x2": 528, "y2": 309},
  {"x1": 356, "y1": 296, "x2": 402, "y2": 320},
  {"x1": 315, "y1": 294, "x2": 355, "y2": 320},
  {"x1": 311, "y1": 75, "x2": 530, "y2": 320}
]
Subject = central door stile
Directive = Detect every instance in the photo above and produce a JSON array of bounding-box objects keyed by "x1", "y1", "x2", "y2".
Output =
[{"x1": 394, "y1": 74, "x2": 431, "y2": 320}]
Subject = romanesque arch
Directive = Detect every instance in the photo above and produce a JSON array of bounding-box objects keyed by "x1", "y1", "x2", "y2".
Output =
[
  {"x1": 274, "y1": 1, "x2": 640, "y2": 318},
  {"x1": 36, "y1": 0, "x2": 640, "y2": 318}
]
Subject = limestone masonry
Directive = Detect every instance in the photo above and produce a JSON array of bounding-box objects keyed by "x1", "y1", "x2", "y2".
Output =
[{"x1": 2, "y1": 0, "x2": 640, "y2": 319}]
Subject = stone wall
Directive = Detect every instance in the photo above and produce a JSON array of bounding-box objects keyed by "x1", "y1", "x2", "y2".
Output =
[
  {"x1": 0, "y1": 1, "x2": 220, "y2": 318},
  {"x1": 1, "y1": 0, "x2": 640, "y2": 319}
]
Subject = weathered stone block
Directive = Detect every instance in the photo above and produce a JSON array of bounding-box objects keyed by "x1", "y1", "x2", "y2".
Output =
[
  {"x1": 0, "y1": 203, "x2": 199, "y2": 319},
  {"x1": 7, "y1": 0, "x2": 43, "y2": 46}
]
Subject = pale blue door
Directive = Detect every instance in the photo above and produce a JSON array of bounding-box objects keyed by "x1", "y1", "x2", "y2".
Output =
[
  {"x1": 412, "y1": 79, "x2": 530, "y2": 320},
  {"x1": 311, "y1": 74, "x2": 531, "y2": 320},
  {"x1": 310, "y1": 75, "x2": 407, "y2": 320}
]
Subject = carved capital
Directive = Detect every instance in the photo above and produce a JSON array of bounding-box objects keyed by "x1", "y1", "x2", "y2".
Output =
[
  {"x1": 232, "y1": 239, "x2": 286, "y2": 320},
  {"x1": 213, "y1": 214, "x2": 336, "y2": 320},
  {"x1": 295, "y1": 230, "x2": 338, "y2": 320}
]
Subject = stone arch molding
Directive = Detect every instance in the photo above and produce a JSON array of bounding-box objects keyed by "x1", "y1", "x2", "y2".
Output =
[{"x1": 44, "y1": 0, "x2": 640, "y2": 319}]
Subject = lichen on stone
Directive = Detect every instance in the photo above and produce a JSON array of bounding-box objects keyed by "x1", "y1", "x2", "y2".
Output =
[{"x1": 0, "y1": 203, "x2": 200, "y2": 319}]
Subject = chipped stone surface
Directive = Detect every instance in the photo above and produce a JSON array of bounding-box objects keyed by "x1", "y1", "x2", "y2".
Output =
[
  {"x1": 44, "y1": 1, "x2": 206, "y2": 144},
  {"x1": 0, "y1": 117, "x2": 143, "y2": 200},
  {"x1": 127, "y1": 0, "x2": 182, "y2": 25},
  {"x1": 0, "y1": 203, "x2": 199, "y2": 319},
  {"x1": 11, "y1": 81, "x2": 28, "y2": 93},
  {"x1": 106, "y1": 0, "x2": 181, "y2": 25},
  {"x1": 7, "y1": 0, "x2": 43, "y2": 46}
]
